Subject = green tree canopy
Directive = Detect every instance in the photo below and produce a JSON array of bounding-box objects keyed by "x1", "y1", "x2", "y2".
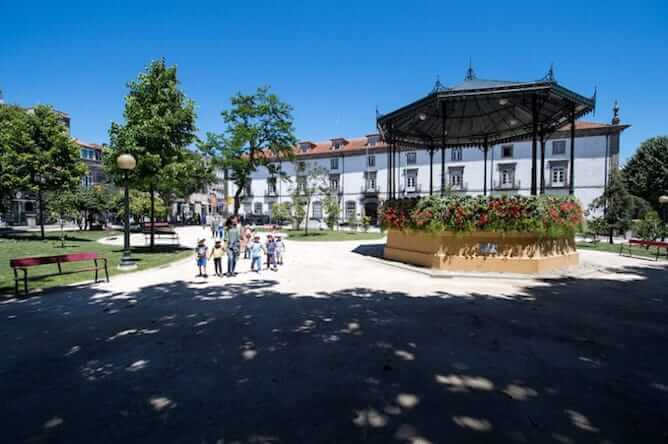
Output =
[
  {"x1": 590, "y1": 169, "x2": 634, "y2": 243},
  {"x1": 104, "y1": 58, "x2": 202, "y2": 246},
  {"x1": 623, "y1": 136, "x2": 668, "y2": 212},
  {"x1": 0, "y1": 104, "x2": 86, "y2": 236},
  {"x1": 199, "y1": 86, "x2": 297, "y2": 215}
]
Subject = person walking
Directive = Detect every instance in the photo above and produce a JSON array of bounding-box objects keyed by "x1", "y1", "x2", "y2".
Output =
[
  {"x1": 209, "y1": 240, "x2": 225, "y2": 276},
  {"x1": 195, "y1": 238, "x2": 208, "y2": 278},
  {"x1": 265, "y1": 234, "x2": 278, "y2": 271},
  {"x1": 211, "y1": 216, "x2": 219, "y2": 239},
  {"x1": 275, "y1": 235, "x2": 285, "y2": 265},
  {"x1": 242, "y1": 225, "x2": 253, "y2": 259},
  {"x1": 249, "y1": 235, "x2": 265, "y2": 273},
  {"x1": 224, "y1": 216, "x2": 241, "y2": 276}
]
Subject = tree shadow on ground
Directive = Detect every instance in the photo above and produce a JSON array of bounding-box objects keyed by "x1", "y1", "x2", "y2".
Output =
[{"x1": 1, "y1": 264, "x2": 667, "y2": 443}]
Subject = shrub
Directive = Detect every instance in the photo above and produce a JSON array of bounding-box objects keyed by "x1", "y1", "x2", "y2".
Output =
[
  {"x1": 379, "y1": 195, "x2": 583, "y2": 237},
  {"x1": 634, "y1": 211, "x2": 663, "y2": 241}
]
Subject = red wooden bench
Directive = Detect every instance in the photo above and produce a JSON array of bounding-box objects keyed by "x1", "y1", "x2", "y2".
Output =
[
  {"x1": 619, "y1": 239, "x2": 668, "y2": 261},
  {"x1": 9, "y1": 252, "x2": 109, "y2": 296}
]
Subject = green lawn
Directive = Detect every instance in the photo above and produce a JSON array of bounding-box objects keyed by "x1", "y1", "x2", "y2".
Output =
[
  {"x1": 284, "y1": 229, "x2": 386, "y2": 241},
  {"x1": 577, "y1": 240, "x2": 666, "y2": 260},
  {"x1": 1, "y1": 230, "x2": 193, "y2": 295}
]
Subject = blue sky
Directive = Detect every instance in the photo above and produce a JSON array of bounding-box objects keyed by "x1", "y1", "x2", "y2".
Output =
[{"x1": 1, "y1": 0, "x2": 666, "y2": 161}]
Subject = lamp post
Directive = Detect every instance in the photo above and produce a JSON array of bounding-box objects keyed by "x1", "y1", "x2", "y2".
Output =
[
  {"x1": 659, "y1": 195, "x2": 668, "y2": 241},
  {"x1": 117, "y1": 153, "x2": 137, "y2": 270}
]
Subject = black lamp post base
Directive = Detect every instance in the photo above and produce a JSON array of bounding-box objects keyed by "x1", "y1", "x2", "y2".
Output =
[{"x1": 118, "y1": 251, "x2": 137, "y2": 271}]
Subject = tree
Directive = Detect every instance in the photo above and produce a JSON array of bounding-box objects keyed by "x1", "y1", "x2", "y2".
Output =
[
  {"x1": 200, "y1": 86, "x2": 297, "y2": 215},
  {"x1": 589, "y1": 169, "x2": 634, "y2": 243},
  {"x1": 623, "y1": 136, "x2": 668, "y2": 213},
  {"x1": 73, "y1": 185, "x2": 114, "y2": 230},
  {"x1": 289, "y1": 190, "x2": 306, "y2": 231},
  {"x1": 112, "y1": 190, "x2": 167, "y2": 223},
  {"x1": 323, "y1": 194, "x2": 341, "y2": 230},
  {"x1": 289, "y1": 163, "x2": 329, "y2": 235},
  {"x1": 271, "y1": 202, "x2": 291, "y2": 225},
  {"x1": 105, "y1": 58, "x2": 198, "y2": 249},
  {"x1": 48, "y1": 191, "x2": 77, "y2": 248},
  {"x1": 0, "y1": 105, "x2": 33, "y2": 212},
  {"x1": 0, "y1": 105, "x2": 86, "y2": 239}
]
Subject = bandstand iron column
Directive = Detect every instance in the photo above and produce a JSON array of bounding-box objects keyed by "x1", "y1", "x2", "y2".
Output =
[
  {"x1": 440, "y1": 101, "x2": 447, "y2": 196},
  {"x1": 539, "y1": 128, "x2": 546, "y2": 194},
  {"x1": 429, "y1": 141, "x2": 434, "y2": 195},
  {"x1": 483, "y1": 136, "x2": 489, "y2": 196},
  {"x1": 569, "y1": 102, "x2": 576, "y2": 195},
  {"x1": 530, "y1": 95, "x2": 538, "y2": 195}
]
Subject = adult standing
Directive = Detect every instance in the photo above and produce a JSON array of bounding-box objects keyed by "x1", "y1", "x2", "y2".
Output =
[{"x1": 224, "y1": 216, "x2": 241, "y2": 276}]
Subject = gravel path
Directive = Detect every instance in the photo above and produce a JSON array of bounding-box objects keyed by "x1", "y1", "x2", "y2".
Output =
[{"x1": 1, "y1": 227, "x2": 667, "y2": 443}]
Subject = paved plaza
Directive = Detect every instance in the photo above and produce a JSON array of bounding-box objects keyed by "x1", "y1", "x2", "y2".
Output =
[{"x1": 1, "y1": 227, "x2": 667, "y2": 443}]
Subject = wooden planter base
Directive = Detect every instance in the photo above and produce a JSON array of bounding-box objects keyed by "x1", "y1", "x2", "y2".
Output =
[{"x1": 384, "y1": 230, "x2": 578, "y2": 274}]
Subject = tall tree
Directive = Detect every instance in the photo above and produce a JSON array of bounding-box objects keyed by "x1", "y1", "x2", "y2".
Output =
[
  {"x1": 590, "y1": 169, "x2": 634, "y2": 244},
  {"x1": 105, "y1": 58, "x2": 198, "y2": 248},
  {"x1": 290, "y1": 162, "x2": 329, "y2": 235},
  {"x1": 0, "y1": 104, "x2": 86, "y2": 238},
  {"x1": 623, "y1": 136, "x2": 668, "y2": 212},
  {"x1": 200, "y1": 86, "x2": 297, "y2": 215}
]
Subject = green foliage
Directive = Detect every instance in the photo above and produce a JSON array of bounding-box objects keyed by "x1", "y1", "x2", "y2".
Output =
[
  {"x1": 634, "y1": 211, "x2": 664, "y2": 242},
  {"x1": 623, "y1": 136, "x2": 668, "y2": 212},
  {"x1": 290, "y1": 191, "x2": 306, "y2": 230},
  {"x1": 47, "y1": 191, "x2": 77, "y2": 247},
  {"x1": 347, "y1": 212, "x2": 359, "y2": 230},
  {"x1": 72, "y1": 185, "x2": 115, "y2": 228},
  {"x1": 584, "y1": 217, "x2": 608, "y2": 242},
  {"x1": 199, "y1": 86, "x2": 297, "y2": 214},
  {"x1": 290, "y1": 163, "x2": 329, "y2": 234},
  {"x1": 0, "y1": 104, "x2": 86, "y2": 227},
  {"x1": 323, "y1": 194, "x2": 340, "y2": 230},
  {"x1": 380, "y1": 195, "x2": 583, "y2": 238},
  {"x1": 112, "y1": 190, "x2": 167, "y2": 222},
  {"x1": 271, "y1": 202, "x2": 291, "y2": 224},
  {"x1": 105, "y1": 59, "x2": 203, "y2": 244},
  {"x1": 590, "y1": 169, "x2": 634, "y2": 241},
  {"x1": 362, "y1": 215, "x2": 371, "y2": 232}
]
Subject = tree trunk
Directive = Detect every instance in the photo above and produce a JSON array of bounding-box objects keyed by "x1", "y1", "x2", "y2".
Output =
[
  {"x1": 608, "y1": 227, "x2": 614, "y2": 244},
  {"x1": 38, "y1": 188, "x2": 45, "y2": 240},
  {"x1": 60, "y1": 219, "x2": 65, "y2": 248},
  {"x1": 304, "y1": 200, "x2": 310, "y2": 235},
  {"x1": 234, "y1": 188, "x2": 242, "y2": 216},
  {"x1": 150, "y1": 184, "x2": 156, "y2": 250}
]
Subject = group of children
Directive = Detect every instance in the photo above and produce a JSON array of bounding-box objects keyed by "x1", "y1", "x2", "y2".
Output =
[{"x1": 195, "y1": 227, "x2": 286, "y2": 278}]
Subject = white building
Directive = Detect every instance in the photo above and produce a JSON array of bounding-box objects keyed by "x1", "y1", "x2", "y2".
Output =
[{"x1": 221, "y1": 110, "x2": 628, "y2": 225}]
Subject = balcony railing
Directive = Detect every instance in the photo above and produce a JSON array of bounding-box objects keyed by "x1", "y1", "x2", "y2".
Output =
[
  {"x1": 401, "y1": 184, "x2": 422, "y2": 195},
  {"x1": 264, "y1": 190, "x2": 278, "y2": 199},
  {"x1": 546, "y1": 178, "x2": 569, "y2": 189},
  {"x1": 361, "y1": 185, "x2": 380, "y2": 194}
]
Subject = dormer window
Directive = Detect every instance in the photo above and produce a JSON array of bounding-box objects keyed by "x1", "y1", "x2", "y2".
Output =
[
  {"x1": 331, "y1": 138, "x2": 347, "y2": 150},
  {"x1": 298, "y1": 141, "x2": 314, "y2": 153},
  {"x1": 367, "y1": 134, "x2": 380, "y2": 147}
]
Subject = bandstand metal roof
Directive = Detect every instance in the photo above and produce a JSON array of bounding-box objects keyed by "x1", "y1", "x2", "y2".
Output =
[{"x1": 377, "y1": 66, "x2": 596, "y2": 148}]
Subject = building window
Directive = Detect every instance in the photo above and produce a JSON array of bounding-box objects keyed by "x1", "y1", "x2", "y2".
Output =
[
  {"x1": 296, "y1": 176, "x2": 306, "y2": 193},
  {"x1": 367, "y1": 135, "x2": 379, "y2": 146},
  {"x1": 501, "y1": 145, "x2": 513, "y2": 158},
  {"x1": 254, "y1": 202, "x2": 263, "y2": 215},
  {"x1": 406, "y1": 152, "x2": 417, "y2": 165},
  {"x1": 297, "y1": 161, "x2": 306, "y2": 173},
  {"x1": 329, "y1": 174, "x2": 340, "y2": 192},
  {"x1": 552, "y1": 140, "x2": 566, "y2": 155},
  {"x1": 267, "y1": 177, "x2": 277, "y2": 194},
  {"x1": 244, "y1": 184, "x2": 252, "y2": 196},
  {"x1": 312, "y1": 201, "x2": 323, "y2": 219},
  {"x1": 330, "y1": 158, "x2": 339, "y2": 170},
  {"x1": 365, "y1": 171, "x2": 377, "y2": 191},
  {"x1": 243, "y1": 202, "x2": 252, "y2": 215},
  {"x1": 81, "y1": 175, "x2": 92, "y2": 188},
  {"x1": 267, "y1": 201, "x2": 274, "y2": 215},
  {"x1": 298, "y1": 142, "x2": 312, "y2": 153},
  {"x1": 368, "y1": 155, "x2": 375, "y2": 167},
  {"x1": 345, "y1": 201, "x2": 356, "y2": 220},
  {"x1": 500, "y1": 167, "x2": 515, "y2": 187},
  {"x1": 551, "y1": 165, "x2": 566, "y2": 186},
  {"x1": 451, "y1": 147, "x2": 462, "y2": 162},
  {"x1": 449, "y1": 168, "x2": 464, "y2": 188}
]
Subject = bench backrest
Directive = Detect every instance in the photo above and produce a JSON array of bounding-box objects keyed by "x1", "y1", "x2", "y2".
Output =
[
  {"x1": 10, "y1": 252, "x2": 99, "y2": 268},
  {"x1": 629, "y1": 239, "x2": 668, "y2": 247}
]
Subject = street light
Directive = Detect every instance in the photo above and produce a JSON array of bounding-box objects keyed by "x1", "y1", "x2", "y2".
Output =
[{"x1": 117, "y1": 153, "x2": 137, "y2": 270}]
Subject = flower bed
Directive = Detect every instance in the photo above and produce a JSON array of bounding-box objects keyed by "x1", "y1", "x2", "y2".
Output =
[{"x1": 380, "y1": 195, "x2": 583, "y2": 238}]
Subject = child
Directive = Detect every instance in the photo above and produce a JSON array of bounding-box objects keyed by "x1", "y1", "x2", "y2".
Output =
[
  {"x1": 275, "y1": 235, "x2": 285, "y2": 265},
  {"x1": 195, "y1": 239, "x2": 208, "y2": 277},
  {"x1": 249, "y1": 235, "x2": 265, "y2": 273},
  {"x1": 265, "y1": 234, "x2": 278, "y2": 271},
  {"x1": 209, "y1": 240, "x2": 225, "y2": 276}
]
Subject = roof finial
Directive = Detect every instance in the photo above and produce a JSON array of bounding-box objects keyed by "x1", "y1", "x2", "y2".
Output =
[
  {"x1": 544, "y1": 63, "x2": 555, "y2": 81},
  {"x1": 612, "y1": 99, "x2": 620, "y2": 125},
  {"x1": 432, "y1": 74, "x2": 447, "y2": 93},
  {"x1": 465, "y1": 58, "x2": 476, "y2": 80},
  {"x1": 375, "y1": 105, "x2": 382, "y2": 119}
]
